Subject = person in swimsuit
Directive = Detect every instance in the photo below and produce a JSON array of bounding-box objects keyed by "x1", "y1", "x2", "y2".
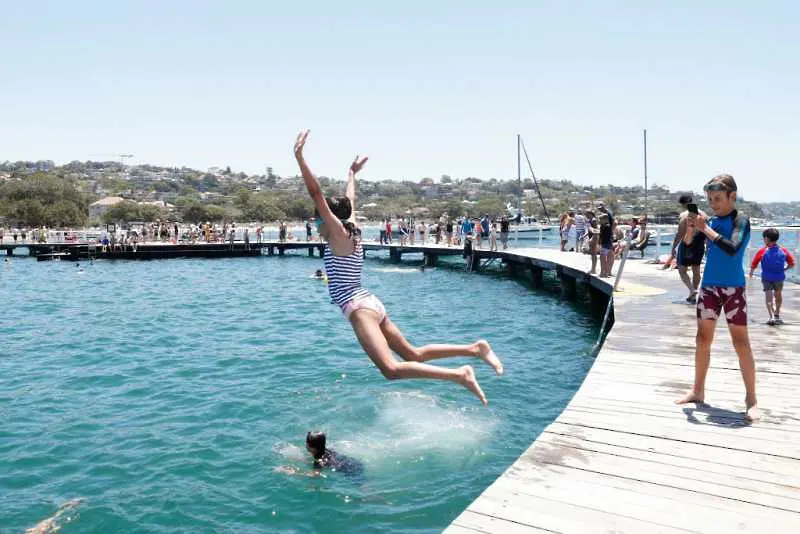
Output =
[
  {"x1": 275, "y1": 431, "x2": 363, "y2": 478},
  {"x1": 676, "y1": 174, "x2": 759, "y2": 422},
  {"x1": 666, "y1": 195, "x2": 707, "y2": 303},
  {"x1": 306, "y1": 431, "x2": 362, "y2": 475},
  {"x1": 294, "y1": 130, "x2": 502, "y2": 404}
]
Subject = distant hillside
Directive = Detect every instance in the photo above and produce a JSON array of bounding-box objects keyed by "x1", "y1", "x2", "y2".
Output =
[
  {"x1": 0, "y1": 159, "x2": 766, "y2": 226},
  {"x1": 760, "y1": 202, "x2": 800, "y2": 223}
]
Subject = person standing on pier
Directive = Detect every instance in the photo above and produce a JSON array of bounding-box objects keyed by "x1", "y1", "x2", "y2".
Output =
[
  {"x1": 749, "y1": 228, "x2": 796, "y2": 326},
  {"x1": 665, "y1": 195, "x2": 707, "y2": 303},
  {"x1": 676, "y1": 174, "x2": 759, "y2": 421},
  {"x1": 499, "y1": 215, "x2": 510, "y2": 250},
  {"x1": 294, "y1": 130, "x2": 502, "y2": 404}
]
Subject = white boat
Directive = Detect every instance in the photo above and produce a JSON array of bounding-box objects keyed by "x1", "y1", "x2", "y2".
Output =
[{"x1": 513, "y1": 223, "x2": 555, "y2": 233}]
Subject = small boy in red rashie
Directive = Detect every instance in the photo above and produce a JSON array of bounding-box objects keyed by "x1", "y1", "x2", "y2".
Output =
[{"x1": 749, "y1": 227, "x2": 796, "y2": 326}]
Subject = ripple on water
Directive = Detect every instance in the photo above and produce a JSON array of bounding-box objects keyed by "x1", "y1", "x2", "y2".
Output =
[{"x1": 1, "y1": 255, "x2": 598, "y2": 533}]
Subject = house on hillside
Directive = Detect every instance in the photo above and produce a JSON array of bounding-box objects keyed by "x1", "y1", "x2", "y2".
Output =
[{"x1": 89, "y1": 196, "x2": 125, "y2": 218}]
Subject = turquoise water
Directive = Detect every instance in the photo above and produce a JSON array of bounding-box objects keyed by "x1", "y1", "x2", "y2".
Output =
[{"x1": 1, "y1": 253, "x2": 599, "y2": 533}]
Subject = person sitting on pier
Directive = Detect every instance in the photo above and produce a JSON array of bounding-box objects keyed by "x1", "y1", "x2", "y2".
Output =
[
  {"x1": 628, "y1": 215, "x2": 651, "y2": 257},
  {"x1": 295, "y1": 130, "x2": 503, "y2": 405}
]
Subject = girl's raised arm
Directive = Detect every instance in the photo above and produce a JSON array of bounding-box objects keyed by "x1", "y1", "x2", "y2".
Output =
[
  {"x1": 294, "y1": 130, "x2": 346, "y2": 238},
  {"x1": 345, "y1": 155, "x2": 368, "y2": 221}
]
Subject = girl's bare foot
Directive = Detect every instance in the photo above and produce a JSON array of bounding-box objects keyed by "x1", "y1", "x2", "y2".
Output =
[
  {"x1": 476, "y1": 340, "x2": 503, "y2": 375},
  {"x1": 745, "y1": 402, "x2": 760, "y2": 422},
  {"x1": 458, "y1": 365, "x2": 487, "y2": 405},
  {"x1": 675, "y1": 391, "x2": 704, "y2": 405}
]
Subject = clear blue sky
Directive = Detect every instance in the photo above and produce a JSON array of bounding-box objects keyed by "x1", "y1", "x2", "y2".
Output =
[{"x1": 2, "y1": 1, "x2": 797, "y2": 202}]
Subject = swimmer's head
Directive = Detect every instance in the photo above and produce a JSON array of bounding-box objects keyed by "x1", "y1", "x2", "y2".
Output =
[
  {"x1": 306, "y1": 431, "x2": 326, "y2": 458},
  {"x1": 315, "y1": 269, "x2": 323, "y2": 277}
]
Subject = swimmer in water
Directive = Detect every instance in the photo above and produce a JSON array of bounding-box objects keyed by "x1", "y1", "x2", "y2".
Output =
[
  {"x1": 275, "y1": 431, "x2": 363, "y2": 477},
  {"x1": 306, "y1": 431, "x2": 362, "y2": 475},
  {"x1": 311, "y1": 269, "x2": 328, "y2": 283},
  {"x1": 295, "y1": 130, "x2": 502, "y2": 405},
  {"x1": 26, "y1": 498, "x2": 84, "y2": 534}
]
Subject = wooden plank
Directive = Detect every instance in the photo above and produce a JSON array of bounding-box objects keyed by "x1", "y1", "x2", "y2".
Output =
[
  {"x1": 574, "y1": 373, "x2": 800, "y2": 407},
  {"x1": 598, "y1": 350, "x2": 800, "y2": 375},
  {"x1": 520, "y1": 432, "x2": 800, "y2": 509},
  {"x1": 565, "y1": 396, "x2": 800, "y2": 432},
  {"x1": 555, "y1": 410, "x2": 800, "y2": 458},
  {"x1": 544, "y1": 421, "x2": 800, "y2": 478},
  {"x1": 535, "y1": 430, "x2": 800, "y2": 488},
  {"x1": 446, "y1": 511, "x2": 556, "y2": 534},
  {"x1": 465, "y1": 484, "x2": 694, "y2": 534},
  {"x1": 488, "y1": 462, "x2": 800, "y2": 532},
  {"x1": 582, "y1": 364, "x2": 800, "y2": 394}
]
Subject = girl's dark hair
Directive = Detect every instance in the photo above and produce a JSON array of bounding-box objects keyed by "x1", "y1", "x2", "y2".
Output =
[
  {"x1": 763, "y1": 228, "x2": 779, "y2": 243},
  {"x1": 306, "y1": 431, "x2": 326, "y2": 456},
  {"x1": 315, "y1": 197, "x2": 361, "y2": 239}
]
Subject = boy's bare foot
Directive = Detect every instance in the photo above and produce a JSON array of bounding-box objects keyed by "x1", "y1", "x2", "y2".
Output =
[
  {"x1": 459, "y1": 365, "x2": 487, "y2": 405},
  {"x1": 476, "y1": 340, "x2": 503, "y2": 375},
  {"x1": 745, "y1": 402, "x2": 760, "y2": 422},
  {"x1": 675, "y1": 391, "x2": 704, "y2": 405}
]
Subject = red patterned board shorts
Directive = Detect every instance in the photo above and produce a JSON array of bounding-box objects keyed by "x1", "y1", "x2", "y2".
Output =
[{"x1": 696, "y1": 286, "x2": 747, "y2": 326}]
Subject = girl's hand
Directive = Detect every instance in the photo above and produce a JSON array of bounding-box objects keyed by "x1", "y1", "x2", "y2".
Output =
[
  {"x1": 350, "y1": 155, "x2": 369, "y2": 175},
  {"x1": 294, "y1": 130, "x2": 310, "y2": 158}
]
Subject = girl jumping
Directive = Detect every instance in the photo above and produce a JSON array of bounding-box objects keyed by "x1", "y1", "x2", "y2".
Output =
[{"x1": 294, "y1": 130, "x2": 502, "y2": 404}]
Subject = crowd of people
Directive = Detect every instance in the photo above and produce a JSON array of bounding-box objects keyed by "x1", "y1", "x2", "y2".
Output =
[
  {"x1": 375, "y1": 214, "x2": 513, "y2": 251},
  {"x1": 0, "y1": 226, "x2": 53, "y2": 244},
  {"x1": 554, "y1": 203, "x2": 650, "y2": 278}
]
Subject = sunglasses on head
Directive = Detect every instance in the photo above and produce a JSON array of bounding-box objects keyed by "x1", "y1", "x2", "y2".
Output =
[{"x1": 703, "y1": 182, "x2": 736, "y2": 193}]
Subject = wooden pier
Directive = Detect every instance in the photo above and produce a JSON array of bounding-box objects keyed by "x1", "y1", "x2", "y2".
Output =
[{"x1": 446, "y1": 251, "x2": 800, "y2": 534}]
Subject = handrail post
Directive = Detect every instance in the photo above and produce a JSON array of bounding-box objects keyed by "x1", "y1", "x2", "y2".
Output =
[
  {"x1": 613, "y1": 240, "x2": 631, "y2": 292},
  {"x1": 655, "y1": 228, "x2": 661, "y2": 260}
]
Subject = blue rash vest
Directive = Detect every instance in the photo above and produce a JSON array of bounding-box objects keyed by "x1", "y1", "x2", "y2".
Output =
[{"x1": 701, "y1": 210, "x2": 750, "y2": 288}]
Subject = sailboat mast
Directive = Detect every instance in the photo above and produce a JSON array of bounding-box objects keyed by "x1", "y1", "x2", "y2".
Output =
[
  {"x1": 517, "y1": 134, "x2": 522, "y2": 215},
  {"x1": 643, "y1": 129, "x2": 648, "y2": 217},
  {"x1": 520, "y1": 137, "x2": 550, "y2": 223}
]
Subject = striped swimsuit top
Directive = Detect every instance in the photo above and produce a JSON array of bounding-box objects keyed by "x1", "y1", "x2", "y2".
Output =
[{"x1": 324, "y1": 240, "x2": 370, "y2": 307}]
